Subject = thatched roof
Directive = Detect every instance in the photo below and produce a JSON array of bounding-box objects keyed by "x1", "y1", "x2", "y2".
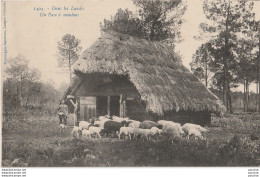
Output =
[{"x1": 73, "y1": 31, "x2": 226, "y2": 115}]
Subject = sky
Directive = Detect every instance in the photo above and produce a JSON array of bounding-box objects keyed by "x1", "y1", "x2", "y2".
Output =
[{"x1": 2, "y1": 0, "x2": 260, "y2": 91}]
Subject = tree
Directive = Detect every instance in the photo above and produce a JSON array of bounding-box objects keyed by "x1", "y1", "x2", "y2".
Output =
[
  {"x1": 235, "y1": 38, "x2": 256, "y2": 112},
  {"x1": 250, "y1": 20, "x2": 260, "y2": 113},
  {"x1": 57, "y1": 34, "x2": 82, "y2": 84},
  {"x1": 190, "y1": 42, "x2": 214, "y2": 88},
  {"x1": 195, "y1": 0, "x2": 255, "y2": 113},
  {"x1": 100, "y1": 9, "x2": 145, "y2": 39},
  {"x1": 100, "y1": 0, "x2": 186, "y2": 46},
  {"x1": 3, "y1": 78, "x2": 20, "y2": 115},
  {"x1": 133, "y1": 0, "x2": 186, "y2": 43},
  {"x1": 4, "y1": 56, "x2": 41, "y2": 106}
]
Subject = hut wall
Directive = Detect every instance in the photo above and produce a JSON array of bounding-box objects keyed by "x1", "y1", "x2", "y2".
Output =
[
  {"x1": 73, "y1": 73, "x2": 146, "y2": 119},
  {"x1": 125, "y1": 99, "x2": 146, "y2": 121},
  {"x1": 164, "y1": 110, "x2": 211, "y2": 126},
  {"x1": 69, "y1": 74, "x2": 212, "y2": 125}
]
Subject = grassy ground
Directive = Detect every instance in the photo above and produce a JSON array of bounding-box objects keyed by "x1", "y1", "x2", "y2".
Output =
[{"x1": 2, "y1": 113, "x2": 260, "y2": 167}]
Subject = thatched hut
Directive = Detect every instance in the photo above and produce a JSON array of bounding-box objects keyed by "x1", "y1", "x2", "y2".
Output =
[{"x1": 64, "y1": 31, "x2": 225, "y2": 126}]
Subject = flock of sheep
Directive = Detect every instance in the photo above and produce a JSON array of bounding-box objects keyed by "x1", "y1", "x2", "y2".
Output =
[{"x1": 60, "y1": 115, "x2": 209, "y2": 141}]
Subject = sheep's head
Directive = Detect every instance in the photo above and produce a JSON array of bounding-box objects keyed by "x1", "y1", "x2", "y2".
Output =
[{"x1": 179, "y1": 128, "x2": 185, "y2": 135}]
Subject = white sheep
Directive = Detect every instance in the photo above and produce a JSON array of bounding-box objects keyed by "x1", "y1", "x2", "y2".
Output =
[
  {"x1": 157, "y1": 120, "x2": 169, "y2": 126},
  {"x1": 129, "y1": 121, "x2": 141, "y2": 128},
  {"x1": 88, "y1": 126, "x2": 103, "y2": 139},
  {"x1": 59, "y1": 124, "x2": 66, "y2": 133},
  {"x1": 187, "y1": 128, "x2": 204, "y2": 140},
  {"x1": 162, "y1": 124, "x2": 181, "y2": 140},
  {"x1": 94, "y1": 119, "x2": 110, "y2": 128},
  {"x1": 71, "y1": 126, "x2": 81, "y2": 138},
  {"x1": 133, "y1": 128, "x2": 151, "y2": 140},
  {"x1": 112, "y1": 115, "x2": 130, "y2": 122},
  {"x1": 182, "y1": 123, "x2": 208, "y2": 135},
  {"x1": 79, "y1": 121, "x2": 91, "y2": 130},
  {"x1": 82, "y1": 129, "x2": 92, "y2": 139},
  {"x1": 118, "y1": 127, "x2": 135, "y2": 139},
  {"x1": 98, "y1": 115, "x2": 110, "y2": 121},
  {"x1": 158, "y1": 120, "x2": 184, "y2": 135},
  {"x1": 150, "y1": 127, "x2": 162, "y2": 135}
]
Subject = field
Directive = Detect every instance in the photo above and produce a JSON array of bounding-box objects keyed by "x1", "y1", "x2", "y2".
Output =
[{"x1": 2, "y1": 113, "x2": 260, "y2": 167}]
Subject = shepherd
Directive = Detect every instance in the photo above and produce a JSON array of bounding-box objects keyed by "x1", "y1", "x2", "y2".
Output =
[{"x1": 58, "y1": 100, "x2": 68, "y2": 125}]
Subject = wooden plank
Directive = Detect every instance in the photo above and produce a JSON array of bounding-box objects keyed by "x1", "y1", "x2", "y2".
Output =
[
  {"x1": 107, "y1": 96, "x2": 110, "y2": 116},
  {"x1": 120, "y1": 94, "x2": 123, "y2": 117}
]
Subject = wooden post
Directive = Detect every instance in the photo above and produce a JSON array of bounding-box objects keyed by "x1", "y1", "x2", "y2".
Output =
[
  {"x1": 119, "y1": 94, "x2": 124, "y2": 117},
  {"x1": 107, "y1": 96, "x2": 110, "y2": 116}
]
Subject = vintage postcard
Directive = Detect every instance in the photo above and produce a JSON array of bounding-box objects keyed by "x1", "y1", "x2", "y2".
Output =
[{"x1": 1, "y1": 0, "x2": 260, "y2": 169}]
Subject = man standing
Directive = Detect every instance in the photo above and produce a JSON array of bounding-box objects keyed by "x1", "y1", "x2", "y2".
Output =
[{"x1": 58, "y1": 100, "x2": 68, "y2": 125}]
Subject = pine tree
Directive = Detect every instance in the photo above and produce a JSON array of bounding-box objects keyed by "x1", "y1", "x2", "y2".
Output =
[
  {"x1": 57, "y1": 34, "x2": 82, "y2": 84},
  {"x1": 190, "y1": 42, "x2": 214, "y2": 88},
  {"x1": 100, "y1": 0, "x2": 186, "y2": 46},
  {"x1": 196, "y1": 0, "x2": 255, "y2": 112}
]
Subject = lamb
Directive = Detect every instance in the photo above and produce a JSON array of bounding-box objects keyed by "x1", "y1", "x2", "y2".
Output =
[
  {"x1": 182, "y1": 123, "x2": 208, "y2": 134},
  {"x1": 139, "y1": 120, "x2": 162, "y2": 129},
  {"x1": 88, "y1": 126, "x2": 103, "y2": 139},
  {"x1": 187, "y1": 128, "x2": 204, "y2": 140},
  {"x1": 82, "y1": 127, "x2": 103, "y2": 139},
  {"x1": 82, "y1": 129, "x2": 92, "y2": 139},
  {"x1": 129, "y1": 121, "x2": 141, "y2": 128},
  {"x1": 71, "y1": 126, "x2": 81, "y2": 138},
  {"x1": 150, "y1": 127, "x2": 162, "y2": 135},
  {"x1": 118, "y1": 127, "x2": 135, "y2": 139},
  {"x1": 79, "y1": 121, "x2": 91, "y2": 130},
  {"x1": 94, "y1": 119, "x2": 110, "y2": 128},
  {"x1": 133, "y1": 128, "x2": 151, "y2": 140},
  {"x1": 59, "y1": 123, "x2": 66, "y2": 133}
]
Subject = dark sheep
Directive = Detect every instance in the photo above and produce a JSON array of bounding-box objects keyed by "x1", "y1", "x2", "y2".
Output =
[
  {"x1": 101, "y1": 120, "x2": 127, "y2": 137},
  {"x1": 139, "y1": 120, "x2": 162, "y2": 129}
]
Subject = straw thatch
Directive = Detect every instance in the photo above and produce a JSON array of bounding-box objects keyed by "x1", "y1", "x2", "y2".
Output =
[{"x1": 72, "y1": 31, "x2": 226, "y2": 115}]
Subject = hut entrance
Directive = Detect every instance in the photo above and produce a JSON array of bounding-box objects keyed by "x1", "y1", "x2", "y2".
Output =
[
  {"x1": 80, "y1": 96, "x2": 96, "y2": 122},
  {"x1": 96, "y1": 96, "x2": 120, "y2": 117},
  {"x1": 96, "y1": 96, "x2": 107, "y2": 117},
  {"x1": 110, "y1": 96, "x2": 120, "y2": 116}
]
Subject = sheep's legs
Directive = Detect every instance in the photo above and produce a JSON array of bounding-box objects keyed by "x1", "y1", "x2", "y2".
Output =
[{"x1": 97, "y1": 133, "x2": 101, "y2": 139}]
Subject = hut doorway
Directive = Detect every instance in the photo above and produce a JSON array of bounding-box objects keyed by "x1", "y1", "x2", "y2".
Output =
[
  {"x1": 96, "y1": 96, "x2": 107, "y2": 117},
  {"x1": 96, "y1": 96, "x2": 120, "y2": 117},
  {"x1": 110, "y1": 96, "x2": 120, "y2": 116},
  {"x1": 79, "y1": 96, "x2": 96, "y2": 122}
]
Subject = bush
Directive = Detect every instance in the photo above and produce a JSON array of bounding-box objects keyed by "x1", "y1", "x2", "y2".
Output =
[{"x1": 214, "y1": 135, "x2": 259, "y2": 166}]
